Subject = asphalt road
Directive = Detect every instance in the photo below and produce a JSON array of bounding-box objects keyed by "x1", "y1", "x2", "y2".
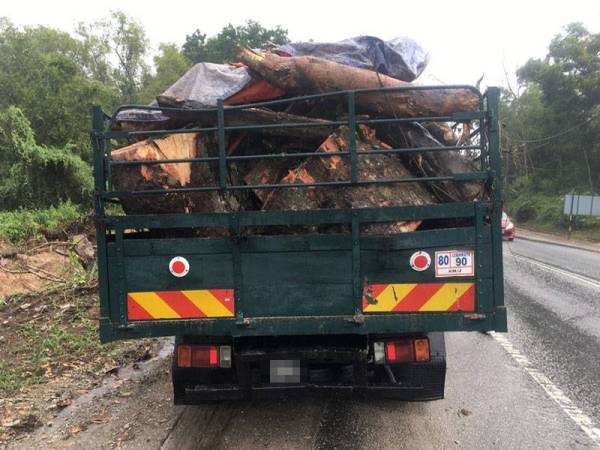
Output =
[
  {"x1": 159, "y1": 236, "x2": 600, "y2": 449},
  {"x1": 13, "y1": 236, "x2": 600, "y2": 449}
]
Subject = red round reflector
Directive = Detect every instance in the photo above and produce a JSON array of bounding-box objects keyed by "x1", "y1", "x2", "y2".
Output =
[
  {"x1": 409, "y1": 251, "x2": 431, "y2": 272},
  {"x1": 414, "y1": 255, "x2": 428, "y2": 269},
  {"x1": 171, "y1": 261, "x2": 185, "y2": 274},
  {"x1": 169, "y1": 256, "x2": 189, "y2": 277}
]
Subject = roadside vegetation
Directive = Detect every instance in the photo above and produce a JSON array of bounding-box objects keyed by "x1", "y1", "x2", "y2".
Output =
[
  {"x1": 0, "y1": 15, "x2": 288, "y2": 442},
  {"x1": 500, "y1": 23, "x2": 600, "y2": 239},
  {"x1": 0, "y1": 202, "x2": 83, "y2": 243}
]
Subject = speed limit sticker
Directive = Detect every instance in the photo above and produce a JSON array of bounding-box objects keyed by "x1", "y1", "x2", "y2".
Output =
[{"x1": 435, "y1": 250, "x2": 475, "y2": 277}]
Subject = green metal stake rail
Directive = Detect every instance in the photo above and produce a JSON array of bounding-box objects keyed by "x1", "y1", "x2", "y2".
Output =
[{"x1": 91, "y1": 85, "x2": 506, "y2": 343}]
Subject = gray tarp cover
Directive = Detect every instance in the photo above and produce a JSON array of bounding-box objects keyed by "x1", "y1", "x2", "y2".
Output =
[
  {"x1": 157, "y1": 62, "x2": 253, "y2": 108},
  {"x1": 116, "y1": 63, "x2": 252, "y2": 121},
  {"x1": 276, "y1": 35, "x2": 429, "y2": 82},
  {"x1": 116, "y1": 36, "x2": 429, "y2": 122}
]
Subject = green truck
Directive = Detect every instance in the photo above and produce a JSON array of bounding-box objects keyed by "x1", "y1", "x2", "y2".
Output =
[{"x1": 91, "y1": 85, "x2": 506, "y2": 403}]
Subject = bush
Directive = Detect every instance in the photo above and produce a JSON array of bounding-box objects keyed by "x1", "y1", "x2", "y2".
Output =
[
  {"x1": 0, "y1": 202, "x2": 83, "y2": 243},
  {"x1": 0, "y1": 106, "x2": 93, "y2": 210},
  {"x1": 507, "y1": 192, "x2": 565, "y2": 227}
]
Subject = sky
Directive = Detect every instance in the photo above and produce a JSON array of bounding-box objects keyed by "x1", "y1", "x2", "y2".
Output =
[{"x1": 3, "y1": 0, "x2": 600, "y2": 89}]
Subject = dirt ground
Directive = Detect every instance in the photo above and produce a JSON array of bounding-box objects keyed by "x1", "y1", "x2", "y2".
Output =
[{"x1": 0, "y1": 236, "x2": 161, "y2": 448}]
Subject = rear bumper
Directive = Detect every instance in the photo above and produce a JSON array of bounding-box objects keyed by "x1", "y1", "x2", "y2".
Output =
[
  {"x1": 180, "y1": 383, "x2": 433, "y2": 402},
  {"x1": 173, "y1": 334, "x2": 446, "y2": 403}
]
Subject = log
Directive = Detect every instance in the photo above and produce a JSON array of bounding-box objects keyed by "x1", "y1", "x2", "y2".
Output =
[
  {"x1": 110, "y1": 133, "x2": 238, "y2": 217},
  {"x1": 243, "y1": 157, "x2": 290, "y2": 204},
  {"x1": 262, "y1": 125, "x2": 436, "y2": 234},
  {"x1": 112, "y1": 106, "x2": 337, "y2": 146},
  {"x1": 424, "y1": 122, "x2": 458, "y2": 146},
  {"x1": 379, "y1": 123, "x2": 485, "y2": 202},
  {"x1": 238, "y1": 49, "x2": 479, "y2": 118}
]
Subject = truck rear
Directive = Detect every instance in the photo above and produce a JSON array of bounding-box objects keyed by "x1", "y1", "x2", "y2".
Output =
[{"x1": 92, "y1": 86, "x2": 506, "y2": 402}]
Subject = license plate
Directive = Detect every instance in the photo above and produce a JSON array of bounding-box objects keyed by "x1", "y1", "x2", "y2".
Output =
[{"x1": 269, "y1": 360, "x2": 300, "y2": 383}]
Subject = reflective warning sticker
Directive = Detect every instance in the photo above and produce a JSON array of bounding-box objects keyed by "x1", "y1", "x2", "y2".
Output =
[
  {"x1": 362, "y1": 282, "x2": 475, "y2": 312},
  {"x1": 127, "y1": 289, "x2": 234, "y2": 320},
  {"x1": 435, "y1": 250, "x2": 475, "y2": 278}
]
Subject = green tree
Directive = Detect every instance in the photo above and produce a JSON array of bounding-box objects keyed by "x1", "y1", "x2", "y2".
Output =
[
  {"x1": 0, "y1": 19, "x2": 118, "y2": 157},
  {"x1": 0, "y1": 106, "x2": 92, "y2": 210},
  {"x1": 77, "y1": 11, "x2": 149, "y2": 103},
  {"x1": 502, "y1": 23, "x2": 600, "y2": 197},
  {"x1": 139, "y1": 43, "x2": 192, "y2": 103},
  {"x1": 182, "y1": 20, "x2": 289, "y2": 64}
]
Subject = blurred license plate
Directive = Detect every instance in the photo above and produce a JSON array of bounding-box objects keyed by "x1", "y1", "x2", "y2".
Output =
[{"x1": 269, "y1": 360, "x2": 300, "y2": 383}]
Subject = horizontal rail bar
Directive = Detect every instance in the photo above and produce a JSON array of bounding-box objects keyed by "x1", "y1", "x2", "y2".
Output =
[
  {"x1": 204, "y1": 85, "x2": 483, "y2": 112},
  {"x1": 107, "y1": 113, "x2": 485, "y2": 140},
  {"x1": 106, "y1": 145, "x2": 483, "y2": 167},
  {"x1": 102, "y1": 202, "x2": 486, "y2": 228},
  {"x1": 101, "y1": 172, "x2": 488, "y2": 198},
  {"x1": 108, "y1": 85, "x2": 482, "y2": 125}
]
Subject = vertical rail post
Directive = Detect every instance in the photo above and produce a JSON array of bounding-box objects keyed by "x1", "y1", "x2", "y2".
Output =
[
  {"x1": 486, "y1": 87, "x2": 506, "y2": 331},
  {"x1": 348, "y1": 91, "x2": 358, "y2": 184},
  {"x1": 91, "y1": 106, "x2": 112, "y2": 340},
  {"x1": 114, "y1": 223, "x2": 128, "y2": 328},
  {"x1": 479, "y1": 95, "x2": 487, "y2": 171},
  {"x1": 351, "y1": 213, "x2": 362, "y2": 318},
  {"x1": 230, "y1": 215, "x2": 245, "y2": 326},
  {"x1": 217, "y1": 98, "x2": 227, "y2": 190}
]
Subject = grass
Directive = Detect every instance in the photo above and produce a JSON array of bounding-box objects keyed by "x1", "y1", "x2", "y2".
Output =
[
  {"x1": 0, "y1": 292, "x2": 101, "y2": 394},
  {"x1": 506, "y1": 191, "x2": 600, "y2": 243},
  {"x1": 0, "y1": 248, "x2": 106, "y2": 395},
  {"x1": 0, "y1": 362, "x2": 20, "y2": 394},
  {"x1": 0, "y1": 202, "x2": 84, "y2": 244}
]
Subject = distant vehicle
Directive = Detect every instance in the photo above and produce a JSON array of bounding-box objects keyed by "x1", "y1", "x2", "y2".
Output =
[{"x1": 502, "y1": 212, "x2": 515, "y2": 241}]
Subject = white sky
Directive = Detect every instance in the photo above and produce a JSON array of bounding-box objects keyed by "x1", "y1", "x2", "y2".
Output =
[{"x1": 3, "y1": 0, "x2": 600, "y2": 88}]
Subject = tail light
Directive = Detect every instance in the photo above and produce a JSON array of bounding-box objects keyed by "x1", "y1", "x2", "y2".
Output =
[
  {"x1": 177, "y1": 345, "x2": 232, "y2": 368},
  {"x1": 374, "y1": 338, "x2": 430, "y2": 364},
  {"x1": 413, "y1": 338, "x2": 430, "y2": 362},
  {"x1": 385, "y1": 341, "x2": 414, "y2": 363}
]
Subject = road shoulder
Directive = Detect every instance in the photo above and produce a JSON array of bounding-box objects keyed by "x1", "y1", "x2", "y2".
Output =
[{"x1": 516, "y1": 227, "x2": 600, "y2": 253}]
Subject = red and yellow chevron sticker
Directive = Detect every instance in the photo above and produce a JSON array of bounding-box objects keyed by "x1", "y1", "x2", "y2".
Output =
[
  {"x1": 127, "y1": 289, "x2": 234, "y2": 321},
  {"x1": 362, "y1": 283, "x2": 475, "y2": 313}
]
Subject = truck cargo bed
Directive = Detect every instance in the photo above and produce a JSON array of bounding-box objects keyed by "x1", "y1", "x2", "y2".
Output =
[{"x1": 92, "y1": 86, "x2": 506, "y2": 342}]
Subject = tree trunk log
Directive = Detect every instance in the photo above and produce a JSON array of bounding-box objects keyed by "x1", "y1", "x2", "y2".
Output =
[
  {"x1": 110, "y1": 133, "x2": 238, "y2": 219},
  {"x1": 379, "y1": 123, "x2": 486, "y2": 202},
  {"x1": 238, "y1": 49, "x2": 479, "y2": 118},
  {"x1": 262, "y1": 125, "x2": 436, "y2": 234}
]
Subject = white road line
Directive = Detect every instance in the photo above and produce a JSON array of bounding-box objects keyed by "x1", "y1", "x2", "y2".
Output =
[
  {"x1": 491, "y1": 332, "x2": 600, "y2": 447},
  {"x1": 509, "y1": 253, "x2": 600, "y2": 289}
]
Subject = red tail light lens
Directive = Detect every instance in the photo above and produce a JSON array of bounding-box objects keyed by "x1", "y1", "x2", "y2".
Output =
[
  {"x1": 385, "y1": 340, "x2": 414, "y2": 363},
  {"x1": 190, "y1": 345, "x2": 219, "y2": 368}
]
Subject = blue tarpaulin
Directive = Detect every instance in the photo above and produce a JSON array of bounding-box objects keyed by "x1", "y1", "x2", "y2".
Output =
[{"x1": 276, "y1": 35, "x2": 429, "y2": 82}]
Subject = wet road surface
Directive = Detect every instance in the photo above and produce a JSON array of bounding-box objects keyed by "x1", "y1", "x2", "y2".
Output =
[
  {"x1": 13, "y1": 237, "x2": 600, "y2": 449},
  {"x1": 159, "y1": 237, "x2": 600, "y2": 449}
]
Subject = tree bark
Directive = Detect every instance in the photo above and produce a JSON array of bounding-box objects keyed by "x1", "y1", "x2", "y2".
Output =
[
  {"x1": 238, "y1": 49, "x2": 479, "y2": 118},
  {"x1": 262, "y1": 125, "x2": 436, "y2": 234},
  {"x1": 113, "y1": 107, "x2": 336, "y2": 143},
  {"x1": 110, "y1": 133, "x2": 238, "y2": 218},
  {"x1": 378, "y1": 123, "x2": 486, "y2": 202}
]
